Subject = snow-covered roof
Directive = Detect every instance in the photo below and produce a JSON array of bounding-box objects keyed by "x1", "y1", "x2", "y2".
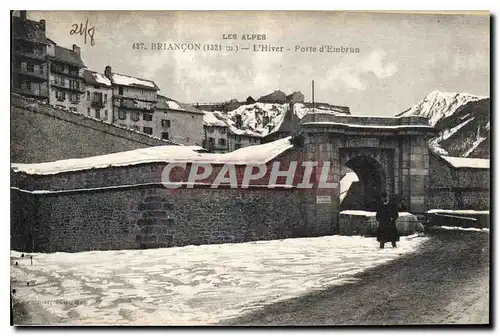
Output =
[
  {"x1": 111, "y1": 73, "x2": 159, "y2": 90},
  {"x1": 93, "y1": 73, "x2": 112, "y2": 86},
  {"x1": 83, "y1": 70, "x2": 112, "y2": 87},
  {"x1": 11, "y1": 137, "x2": 294, "y2": 175},
  {"x1": 156, "y1": 95, "x2": 204, "y2": 114},
  {"x1": 203, "y1": 112, "x2": 228, "y2": 127},
  {"x1": 440, "y1": 156, "x2": 490, "y2": 169}
]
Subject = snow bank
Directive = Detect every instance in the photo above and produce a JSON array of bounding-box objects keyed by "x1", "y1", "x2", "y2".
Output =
[
  {"x1": 340, "y1": 210, "x2": 414, "y2": 217},
  {"x1": 440, "y1": 156, "x2": 489, "y2": 169},
  {"x1": 430, "y1": 226, "x2": 489, "y2": 232},
  {"x1": 10, "y1": 234, "x2": 427, "y2": 325},
  {"x1": 427, "y1": 209, "x2": 489, "y2": 215},
  {"x1": 11, "y1": 137, "x2": 294, "y2": 175},
  {"x1": 339, "y1": 171, "x2": 359, "y2": 202}
]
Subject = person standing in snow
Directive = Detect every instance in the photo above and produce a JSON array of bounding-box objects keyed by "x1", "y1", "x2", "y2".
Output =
[
  {"x1": 398, "y1": 198, "x2": 408, "y2": 212},
  {"x1": 376, "y1": 192, "x2": 400, "y2": 248}
]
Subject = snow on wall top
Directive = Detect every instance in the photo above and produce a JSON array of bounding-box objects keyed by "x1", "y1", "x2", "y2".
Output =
[
  {"x1": 339, "y1": 210, "x2": 415, "y2": 217},
  {"x1": 398, "y1": 90, "x2": 488, "y2": 126},
  {"x1": 11, "y1": 137, "x2": 294, "y2": 175},
  {"x1": 440, "y1": 155, "x2": 490, "y2": 169}
]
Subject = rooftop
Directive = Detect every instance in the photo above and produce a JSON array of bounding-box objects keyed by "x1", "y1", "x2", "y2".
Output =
[
  {"x1": 11, "y1": 137, "x2": 294, "y2": 175},
  {"x1": 83, "y1": 69, "x2": 112, "y2": 87},
  {"x1": 156, "y1": 95, "x2": 204, "y2": 114},
  {"x1": 49, "y1": 44, "x2": 86, "y2": 68},
  {"x1": 111, "y1": 73, "x2": 159, "y2": 91}
]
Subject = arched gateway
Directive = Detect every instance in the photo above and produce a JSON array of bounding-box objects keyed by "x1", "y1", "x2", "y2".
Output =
[{"x1": 297, "y1": 113, "x2": 435, "y2": 236}]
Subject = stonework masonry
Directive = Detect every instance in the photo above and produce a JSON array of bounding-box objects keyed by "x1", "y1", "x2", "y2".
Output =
[
  {"x1": 11, "y1": 94, "x2": 174, "y2": 163},
  {"x1": 11, "y1": 186, "x2": 306, "y2": 253}
]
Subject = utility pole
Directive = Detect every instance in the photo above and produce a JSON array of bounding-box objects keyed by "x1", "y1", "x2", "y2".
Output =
[{"x1": 312, "y1": 80, "x2": 315, "y2": 122}]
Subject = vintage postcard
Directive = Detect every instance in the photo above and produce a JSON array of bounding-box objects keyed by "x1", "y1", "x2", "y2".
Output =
[{"x1": 10, "y1": 10, "x2": 490, "y2": 326}]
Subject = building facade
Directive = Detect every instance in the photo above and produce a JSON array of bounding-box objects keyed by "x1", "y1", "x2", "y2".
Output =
[
  {"x1": 228, "y1": 130, "x2": 262, "y2": 151},
  {"x1": 104, "y1": 66, "x2": 159, "y2": 135},
  {"x1": 82, "y1": 70, "x2": 113, "y2": 122},
  {"x1": 11, "y1": 11, "x2": 50, "y2": 102},
  {"x1": 203, "y1": 112, "x2": 229, "y2": 153},
  {"x1": 156, "y1": 95, "x2": 204, "y2": 145},
  {"x1": 47, "y1": 39, "x2": 86, "y2": 113},
  {"x1": 286, "y1": 91, "x2": 305, "y2": 103}
]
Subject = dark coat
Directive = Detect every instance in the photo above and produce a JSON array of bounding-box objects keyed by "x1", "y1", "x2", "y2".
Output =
[{"x1": 376, "y1": 202, "x2": 400, "y2": 243}]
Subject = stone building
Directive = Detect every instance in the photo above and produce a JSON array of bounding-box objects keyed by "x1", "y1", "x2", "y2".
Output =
[
  {"x1": 427, "y1": 152, "x2": 490, "y2": 210},
  {"x1": 258, "y1": 90, "x2": 287, "y2": 103},
  {"x1": 227, "y1": 128, "x2": 262, "y2": 151},
  {"x1": 82, "y1": 69, "x2": 113, "y2": 122},
  {"x1": 286, "y1": 91, "x2": 305, "y2": 103},
  {"x1": 155, "y1": 95, "x2": 204, "y2": 145},
  {"x1": 47, "y1": 39, "x2": 86, "y2": 113},
  {"x1": 11, "y1": 11, "x2": 50, "y2": 102},
  {"x1": 203, "y1": 112, "x2": 229, "y2": 153},
  {"x1": 263, "y1": 102, "x2": 300, "y2": 143},
  {"x1": 104, "y1": 66, "x2": 159, "y2": 135}
]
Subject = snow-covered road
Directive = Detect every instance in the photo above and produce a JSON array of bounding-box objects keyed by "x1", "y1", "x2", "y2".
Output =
[{"x1": 11, "y1": 234, "x2": 428, "y2": 325}]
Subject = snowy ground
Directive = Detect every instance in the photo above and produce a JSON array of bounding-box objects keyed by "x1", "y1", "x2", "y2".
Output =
[{"x1": 11, "y1": 234, "x2": 428, "y2": 325}]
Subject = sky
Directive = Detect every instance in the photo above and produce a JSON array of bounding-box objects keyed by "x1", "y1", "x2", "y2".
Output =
[{"x1": 26, "y1": 11, "x2": 490, "y2": 116}]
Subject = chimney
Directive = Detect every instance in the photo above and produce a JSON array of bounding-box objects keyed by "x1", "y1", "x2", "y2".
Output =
[
  {"x1": 39, "y1": 19, "x2": 46, "y2": 31},
  {"x1": 19, "y1": 10, "x2": 27, "y2": 20},
  {"x1": 72, "y1": 44, "x2": 81, "y2": 57},
  {"x1": 104, "y1": 66, "x2": 112, "y2": 79}
]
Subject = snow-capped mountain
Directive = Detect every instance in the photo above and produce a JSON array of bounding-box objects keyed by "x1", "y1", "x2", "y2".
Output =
[
  {"x1": 398, "y1": 90, "x2": 487, "y2": 126},
  {"x1": 213, "y1": 102, "x2": 350, "y2": 137},
  {"x1": 398, "y1": 91, "x2": 490, "y2": 158}
]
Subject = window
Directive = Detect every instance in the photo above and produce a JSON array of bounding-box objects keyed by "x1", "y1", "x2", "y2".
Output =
[
  {"x1": 161, "y1": 119, "x2": 171, "y2": 128},
  {"x1": 95, "y1": 109, "x2": 101, "y2": 119},
  {"x1": 235, "y1": 143, "x2": 242, "y2": 150},
  {"x1": 143, "y1": 127, "x2": 153, "y2": 135},
  {"x1": 118, "y1": 86, "x2": 123, "y2": 95},
  {"x1": 87, "y1": 107, "x2": 90, "y2": 115},
  {"x1": 118, "y1": 110, "x2": 126, "y2": 120},
  {"x1": 161, "y1": 132, "x2": 169, "y2": 140},
  {"x1": 55, "y1": 90, "x2": 66, "y2": 101},
  {"x1": 69, "y1": 80, "x2": 79, "y2": 91},
  {"x1": 207, "y1": 128, "x2": 214, "y2": 134},
  {"x1": 143, "y1": 113, "x2": 153, "y2": 121},
  {"x1": 27, "y1": 63, "x2": 34, "y2": 73},
  {"x1": 70, "y1": 93, "x2": 79, "y2": 104},
  {"x1": 87, "y1": 91, "x2": 90, "y2": 101},
  {"x1": 104, "y1": 94, "x2": 107, "y2": 101},
  {"x1": 219, "y1": 127, "x2": 227, "y2": 134},
  {"x1": 21, "y1": 81, "x2": 31, "y2": 90},
  {"x1": 208, "y1": 137, "x2": 215, "y2": 144},
  {"x1": 131, "y1": 111, "x2": 140, "y2": 121},
  {"x1": 55, "y1": 76, "x2": 65, "y2": 86},
  {"x1": 218, "y1": 138, "x2": 226, "y2": 146},
  {"x1": 104, "y1": 110, "x2": 108, "y2": 119}
]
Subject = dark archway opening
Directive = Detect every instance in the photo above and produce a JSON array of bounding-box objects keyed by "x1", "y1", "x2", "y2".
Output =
[{"x1": 340, "y1": 156, "x2": 386, "y2": 211}]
